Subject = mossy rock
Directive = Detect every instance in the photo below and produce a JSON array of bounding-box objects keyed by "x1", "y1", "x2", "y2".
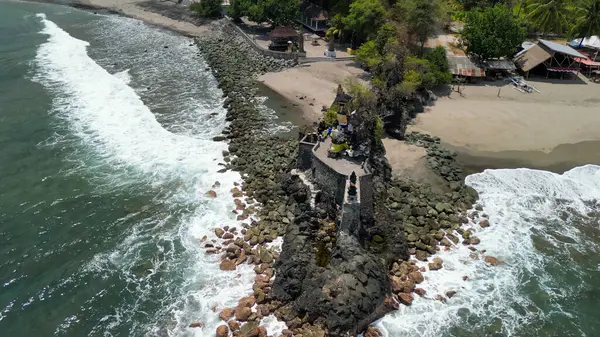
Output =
[{"x1": 372, "y1": 235, "x2": 385, "y2": 244}]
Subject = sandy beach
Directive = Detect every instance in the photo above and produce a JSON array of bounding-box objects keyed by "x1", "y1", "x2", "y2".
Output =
[
  {"x1": 74, "y1": 0, "x2": 209, "y2": 36},
  {"x1": 410, "y1": 76, "x2": 600, "y2": 153},
  {"x1": 406, "y1": 74, "x2": 600, "y2": 171},
  {"x1": 259, "y1": 61, "x2": 366, "y2": 124}
]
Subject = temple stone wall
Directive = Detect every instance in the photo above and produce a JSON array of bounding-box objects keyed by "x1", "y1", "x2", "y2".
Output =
[{"x1": 298, "y1": 134, "x2": 373, "y2": 230}]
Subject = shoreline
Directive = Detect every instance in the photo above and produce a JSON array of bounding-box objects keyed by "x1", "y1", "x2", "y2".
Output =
[
  {"x1": 258, "y1": 60, "x2": 367, "y2": 125},
  {"x1": 25, "y1": 1, "x2": 600, "y2": 336},
  {"x1": 408, "y1": 76, "x2": 600, "y2": 155},
  {"x1": 447, "y1": 140, "x2": 600, "y2": 176},
  {"x1": 28, "y1": 0, "x2": 211, "y2": 37}
]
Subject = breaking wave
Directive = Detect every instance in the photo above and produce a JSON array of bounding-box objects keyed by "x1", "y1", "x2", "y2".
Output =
[
  {"x1": 33, "y1": 13, "x2": 259, "y2": 336},
  {"x1": 379, "y1": 165, "x2": 600, "y2": 337}
]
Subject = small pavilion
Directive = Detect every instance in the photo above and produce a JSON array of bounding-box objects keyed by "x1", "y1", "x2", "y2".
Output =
[
  {"x1": 297, "y1": 1, "x2": 329, "y2": 32},
  {"x1": 268, "y1": 26, "x2": 299, "y2": 52}
]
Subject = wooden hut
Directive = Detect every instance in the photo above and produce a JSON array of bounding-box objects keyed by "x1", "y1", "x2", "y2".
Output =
[
  {"x1": 268, "y1": 26, "x2": 299, "y2": 52},
  {"x1": 514, "y1": 39, "x2": 585, "y2": 78}
]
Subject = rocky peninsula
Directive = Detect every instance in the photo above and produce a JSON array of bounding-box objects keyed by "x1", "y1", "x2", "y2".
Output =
[
  {"x1": 52, "y1": 1, "x2": 499, "y2": 334},
  {"x1": 191, "y1": 19, "x2": 491, "y2": 337}
]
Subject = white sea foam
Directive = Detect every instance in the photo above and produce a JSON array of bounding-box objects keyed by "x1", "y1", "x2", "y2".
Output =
[
  {"x1": 378, "y1": 165, "x2": 600, "y2": 337},
  {"x1": 261, "y1": 314, "x2": 288, "y2": 336},
  {"x1": 113, "y1": 68, "x2": 131, "y2": 85},
  {"x1": 34, "y1": 13, "x2": 260, "y2": 336}
]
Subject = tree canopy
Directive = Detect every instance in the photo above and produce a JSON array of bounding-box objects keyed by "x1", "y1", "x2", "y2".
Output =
[
  {"x1": 190, "y1": 0, "x2": 222, "y2": 18},
  {"x1": 227, "y1": 0, "x2": 299, "y2": 25},
  {"x1": 395, "y1": 0, "x2": 441, "y2": 54},
  {"x1": 343, "y1": 0, "x2": 386, "y2": 46},
  {"x1": 526, "y1": 0, "x2": 571, "y2": 34},
  {"x1": 460, "y1": 5, "x2": 526, "y2": 60},
  {"x1": 569, "y1": 0, "x2": 600, "y2": 39}
]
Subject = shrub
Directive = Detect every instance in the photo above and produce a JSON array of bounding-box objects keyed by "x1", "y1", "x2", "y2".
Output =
[
  {"x1": 425, "y1": 46, "x2": 450, "y2": 73},
  {"x1": 374, "y1": 116, "x2": 384, "y2": 141},
  {"x1": 190, "y1": 0, "x2": 222, "y2": 18},
  {"x1": 324, "y1": 109, "x2": 338, "y2": 126}
]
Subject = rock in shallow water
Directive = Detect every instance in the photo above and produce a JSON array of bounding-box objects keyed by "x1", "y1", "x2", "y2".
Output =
[
  {"x1": 483, "y1": 255, "x2": 503, "y2": 266},
  {"x1": 216, "y1": 324, "x2": 229, "y2": 337},
  {"x1": 219, "y1": 308, "x2": 234, "y2": 321},
  {"x1": 219, "y1": 259, "x2": 236, "y2": 271},
  {"x1": 397, "y1": 293, "x2": 413, "y2": 305}
]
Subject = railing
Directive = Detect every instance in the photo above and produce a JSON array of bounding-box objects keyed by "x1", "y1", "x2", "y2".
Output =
[{"x1": 300, "y1": 56, "x2": 356, "y2": 63}]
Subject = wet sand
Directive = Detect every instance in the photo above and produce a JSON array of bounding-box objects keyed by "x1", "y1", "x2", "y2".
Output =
[
  {"x1": 383, "y1": 138, "x2": 450, "y2": 193},
  {"x1": 451, "y1": 140, "x2": 600, "y2": 176},
  {"x1": 410, "y1": 75, "x2": 600, "y2": 153},
  {"x1": 70, "y1": 0, "x2": 210, "y2": 36}
]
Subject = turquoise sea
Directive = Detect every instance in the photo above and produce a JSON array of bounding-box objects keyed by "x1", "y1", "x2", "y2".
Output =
[
  {"x1": 0, "y1": 2, "x2": 257, "y2": 336},
  {"x1": 1, "y1": 1, "x2": 600, "y2": 337}
]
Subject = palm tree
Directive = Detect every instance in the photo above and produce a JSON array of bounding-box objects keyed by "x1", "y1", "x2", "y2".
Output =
[
  {"x1": 569, "y1": 0, "x2": 600, "y2": 46},
  {"x1": 526, "y1": 0, "x2": 571, "y2": 35},
  {"x1": 326, "y1": 14, "x2": 344, "y2": 52}
]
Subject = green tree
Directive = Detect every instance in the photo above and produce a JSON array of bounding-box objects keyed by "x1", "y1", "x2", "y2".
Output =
[
  {"x1": 227, "y1": 0, "x2": 297, "y2": 25},
  {"x1": 526, "y1": 0, "x2": 571, "y2": 34},
  {"x1": 326, "y1": 14, "x2": 345, "y2": 52},
  {"x1": 425, "y1": 46, "x2": 450, "y2": 73},
  {"x1": 356, "y1": 40, "x2": 384, "y2": 70},
  {"x1": 344, "y1": 77, "x2": 377, "y2": 111},
  {"x1": 374, "y1": 22, "x2": 398, "y2": 55},
  {"x1": 343, "y1": 0, "x2": 386, "y2": 46},
  {"x1": 425, "y1": 46, "x2": 452, "y2": 85},
  {"x1": 228, "y1": 0, "x2": 251, "y2": 21},
  {"x1": 395, "y1": 0, "x2": 440, "y2": 54},
  {"x1": 247, "y1": 3, "x2": 267, "y2": 23},
  {"x1": 263, "y1": 0, "x2": 300, "y2": 26},
  {"x1": 190, "y1": 0, "x2": 222, "y2": 18},
  {"x1": 460, "y1": 5, "x2": 526, "y2": 60},
  {"x1": 569, "y1": 0, "x2": 600, "y2": 41},
  {"x1": 374, "y1": 116, "x2": 384, "y2": 141}
]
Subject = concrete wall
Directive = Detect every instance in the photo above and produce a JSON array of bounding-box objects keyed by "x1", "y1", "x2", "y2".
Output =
[
  {"x1": 311, "y1": 143, "x2": 347, "y2": 204},
  {"x1": 298, "y1": 138, "x2": 316, "y2": 171},
  {"x1": 359, "y1": 174, "x2": 373, "y2": 221},
  {"x1": 295, "y1": 137, "x2": 373, "y2": 231}
]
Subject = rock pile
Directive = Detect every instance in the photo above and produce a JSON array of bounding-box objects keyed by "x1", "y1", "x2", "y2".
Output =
[
  {"x1": 196, "y1": 21, "x2": 302, "y2": 238},
  {"x1": 271, "y1": 190, "x2": 397, "y2": 336},
  {"x1": 386, "y1": 178, "x2": 479, "y2": 261},
  {"x1": 404, "y1": 132, "x2": 464, "y2": 182}
]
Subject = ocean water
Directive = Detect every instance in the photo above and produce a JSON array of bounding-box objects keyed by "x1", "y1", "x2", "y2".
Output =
[
  {"x1": 379, "y1": 165, "x2": 600, "y2": 337},
  {"x1": 2, "y1": 2, "x2": 600, "y2": 337},
  {"x1": 0, "y1": 2, "x2": 258, "y2": 336}
]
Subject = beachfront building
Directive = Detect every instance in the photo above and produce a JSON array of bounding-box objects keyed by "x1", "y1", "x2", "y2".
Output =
[
  {"x1": 448, "y1": 56, "x2": 485, "y2": 82},
  {"x1": 568, "y1": 36, "x2": 600, "y2": 80},
  {"x1": 268, "y1": 26, "x2": 300, "y2": 52},
  {"x1": 297, "y1": 1, "x2": 329, "y2": 33},
  {"x1": 481, "y1": 59, "x2": 517, "y2": 79},
  {"x1": 568, "y1": 36, "x2": 600, "y2": 54},
  {"x1": 514, "y1": 39, "x2": 585, "y2": 79}
]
